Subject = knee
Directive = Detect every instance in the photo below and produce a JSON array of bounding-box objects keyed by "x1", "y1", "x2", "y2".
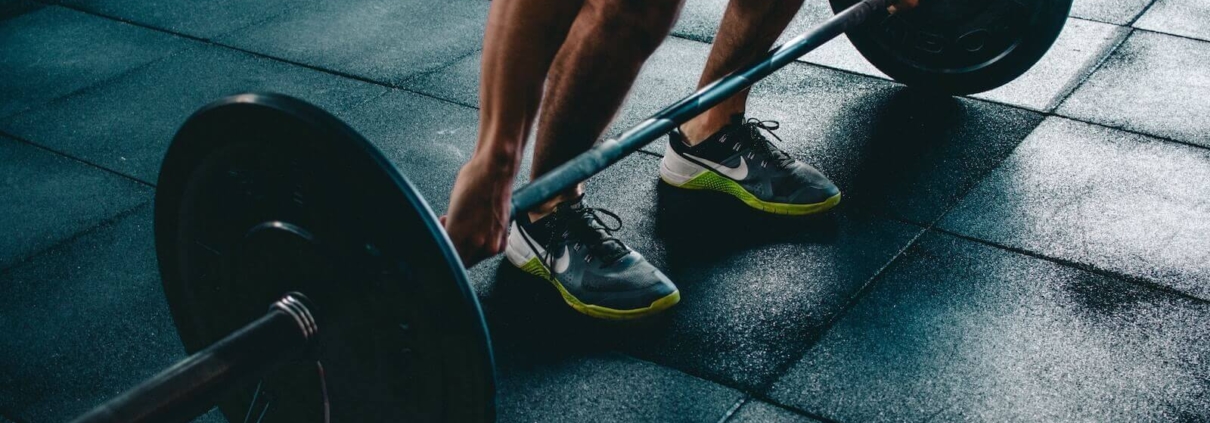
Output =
[{"x1": 587, "y1": 0, "x2": 683, "y2": 56}]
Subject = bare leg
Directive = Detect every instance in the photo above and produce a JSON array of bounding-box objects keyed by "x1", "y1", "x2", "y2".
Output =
[
  {"x1": 445, "y1": 0, "x2": 583, "y2": 265},
  {"x1": 679, "y1": 0, "x2": 806, "y2": 145},
  {"x1": 475, "y1": 0, "x2": 584, "y2": 170},
  {"x1": 527, "y1": 0, "x2": 684, "y2": 220}
]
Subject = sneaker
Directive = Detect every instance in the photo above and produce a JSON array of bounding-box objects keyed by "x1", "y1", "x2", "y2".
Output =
[
  {"x1": 504, "y1": 196, "x2": 680, "y2": 319},
  {"x1": 660, "y1": 115, "x2": 841, "y2": 215}
]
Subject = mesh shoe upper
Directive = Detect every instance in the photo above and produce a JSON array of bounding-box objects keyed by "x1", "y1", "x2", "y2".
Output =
[
  {"x1": 510, "y1": 196, "x2": 676, "y2": 311},
  {"x1": 668, "y1": 115, "x2": 840, "y2": 205}
]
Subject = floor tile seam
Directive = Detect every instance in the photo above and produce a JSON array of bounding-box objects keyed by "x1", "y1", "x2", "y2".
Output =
[
  {"x1": 592, "y1": 212, "x2": 930, "y2": 400},
  {"x1": 346, "y1": 86, "x2": 396, "y2": 112},
  {"x1": 397, "y1": 47, "x2": 483, "y2": 87},
  {"x1": 40, "y1": 0, "x2": 493, "y2": 132},
  {"x1": 1068, "y1": 14, "x2": 1140, "y2": 27},
  {"x1": 36, "y1": 0, "x2": 256, "y2": 41},
  {"x1": 745, "y1": 105, "x2": 1040, "y2": 398},
  {"x1": 0, "y1": 201, "x2": 152, "y2": 276},
  {"x1": 594, "y1": 352, "x2": 759, "y2": 402},
  {"x1": 1127, "y1": 0, "x2": 1162, "y2": 27},
  {"x1": 1041, "y1": 23, "x2": 1134, "y2": 112},
  {"x1": 1131, "y1": 26, "x2": 1210, "y2": 44},
  {"x1": 714, "y1": 395, "x2": 749, "y2": 423},
  {"x1": 927, "y1": 226, "x2": 1210, "y2": 305},
  {"x1": 744, "y1": 123, "x2": 1045, "y2": 413},
  {"x1": 200, "y1": 39, "x2": 471, "y2": 94},
  {"x1": 744, "y1": 211, "x2": 1209, "y2": 421},
  {"x1": 1046, "y1": 26, "x2": 1134, "y2": 114},
  {"x1": 0, "y1": 129, "x2": 156, "y2": 187},
  {"x1": 0, "y1": 40, "x2": 191, "y2": 125},
  {"x1": 751, "y1": 224, "x2": 931, "y2": 394},
  {"x1": 33, "y1": 0, "x2": 474, "y2": 98},
  {"x1": 0, "y1": 69, "x2": 398, "y2": 195},
  {"x1": 920, "y1": 110, "x2": 1048, "y2": 235},
  {"x1": 395, "y1": 86, "x2": 479, "y2": 110},
  {"x1": 596, "y1": 351, "x2": 845, "y2": 423},
  {"x1": 736, "y1": 390, "x2": 847, "y2": 423},
  {"x1": 30, "y1": 0, "x2": 196, "y2": 44},
  {"x1": 0, "y1": 15, "x2": 183, "y2": 123},
  {"x1": 716, "y1": 393, "x2": 858, "y2": 423},
  {"x1": 1048, "y1": 115, "x2": 1210, "y2": 153},
  {"x1": 211, "y1": 0, "x2": 318, "y2": 42}
]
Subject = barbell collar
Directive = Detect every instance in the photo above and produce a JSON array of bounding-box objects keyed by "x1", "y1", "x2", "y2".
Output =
[{"x1": 70, "y1": 293, "x2": 317, "y2": 423}]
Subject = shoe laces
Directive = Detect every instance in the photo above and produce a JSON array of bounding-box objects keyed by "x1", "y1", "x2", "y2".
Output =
[
  {"x1": 733, "y1": 118, "x2": 794, "y2": 169},
  {"x1": 541, "y1": 204, "x2": 628, "y2": 266}
]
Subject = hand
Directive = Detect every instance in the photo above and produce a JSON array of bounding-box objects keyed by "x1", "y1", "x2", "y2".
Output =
[
  {"x1": 888, "y1": 0, "x2": 918, "y2": 14},
  {"x1": 442, "y1": 156, "x2": 514, "y2": 267}
]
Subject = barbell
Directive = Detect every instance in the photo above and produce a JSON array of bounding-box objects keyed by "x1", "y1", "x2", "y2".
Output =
[{"x1": 70, "y1": 0, "x2": 1070, "y2": 421}]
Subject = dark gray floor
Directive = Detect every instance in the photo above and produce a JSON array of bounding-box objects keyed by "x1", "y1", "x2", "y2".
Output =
[{"x1": 2, "y1": 0, "x2": 1208, "y2": 422}]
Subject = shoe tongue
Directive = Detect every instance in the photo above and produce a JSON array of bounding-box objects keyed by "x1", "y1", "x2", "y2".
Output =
[
  {"x1": 695, "y1": 114, "x2": 749, "y2": 145},
  {"x1": 723, "y1": 114, "x2": 747, "y2": 137},
  {"x1": 555, "y1": 197, "x2": 629, "y2": 264},
  {"x1": 556, "y1": 195, "x2": 587, "y2": 213},
  {"x1": 729, "y1": 113, "x2": 745, "y2": 126},
  {"x1": 732, "y1": 115, "x2": 793, "y2": 167}
]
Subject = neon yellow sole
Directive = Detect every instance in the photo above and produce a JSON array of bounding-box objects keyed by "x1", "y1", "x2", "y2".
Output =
[
  {"x1": 515, "y1": 257, "x2": 680, "y2": 320},
  {"x1": 661, "y1": 170, "x2": 841, "y2": 216}
]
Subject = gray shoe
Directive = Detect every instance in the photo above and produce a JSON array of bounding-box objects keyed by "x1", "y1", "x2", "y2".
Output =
[
  {"x1": 660, "y1": 115, "x2": 841, "y2": 215},
  {"x1": 504, "y1": 196, "x2": 680, "y2": 319}
]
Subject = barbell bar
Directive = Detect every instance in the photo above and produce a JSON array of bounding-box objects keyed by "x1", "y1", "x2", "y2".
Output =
[
  {"x1": 71, "y1": 294, "x2": 319, "y2": 422},
  {"x1": 69, "y1": 0, "x2": 1070, "y2": 421}
]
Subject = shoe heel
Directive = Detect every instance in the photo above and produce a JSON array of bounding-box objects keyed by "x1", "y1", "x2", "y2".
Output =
[{"x1": 659, "y1": 145, "x2": 706, "y2": 187}]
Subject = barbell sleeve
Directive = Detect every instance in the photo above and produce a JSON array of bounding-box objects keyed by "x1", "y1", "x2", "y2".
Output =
[
  {"x1": 70, "y1": 294, "x2": 318, "y2": 423},
  {"x1": 510, "y1": 0, "x2": 894, "y2": 215}
]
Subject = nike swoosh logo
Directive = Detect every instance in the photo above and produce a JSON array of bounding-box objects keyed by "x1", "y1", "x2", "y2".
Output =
[
  {"x1": 684, "y1": 153, "x2": 748, "y2": 180},
  {"x1": 552, "y1": 246, "x2": 571, "y2": 274},
  {"x1": 518, "y1": 226, "x2": 572, "y2": 274}
]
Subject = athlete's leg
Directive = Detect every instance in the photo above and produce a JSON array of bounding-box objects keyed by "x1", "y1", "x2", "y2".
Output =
[
  {"x1": 445, "y1": 0, "x2": 583, "y2": 265},
  {"x1": 527, "y1": 0, "x2": 685, "y2": 220},
  {"x1": 679, "y1": 0, "x2": 805, "y2": 144}
]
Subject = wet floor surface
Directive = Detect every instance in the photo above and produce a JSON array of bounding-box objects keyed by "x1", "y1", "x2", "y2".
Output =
[{"x1": 1, "y1": 0, "x2": 1208, "y2": 422}]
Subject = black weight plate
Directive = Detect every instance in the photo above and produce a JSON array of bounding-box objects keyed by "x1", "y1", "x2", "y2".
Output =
[
  {"x1": 154, "y1": 93, "x2": 495, "y2": 422},
  {"x1": 831, "y1": 0, "x2": 1072, "y2": 94}
]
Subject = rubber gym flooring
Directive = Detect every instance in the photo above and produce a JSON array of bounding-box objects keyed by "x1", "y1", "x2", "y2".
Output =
[{"x1": 2, "y1": 0, "x2": 1208, "y2": 421}]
